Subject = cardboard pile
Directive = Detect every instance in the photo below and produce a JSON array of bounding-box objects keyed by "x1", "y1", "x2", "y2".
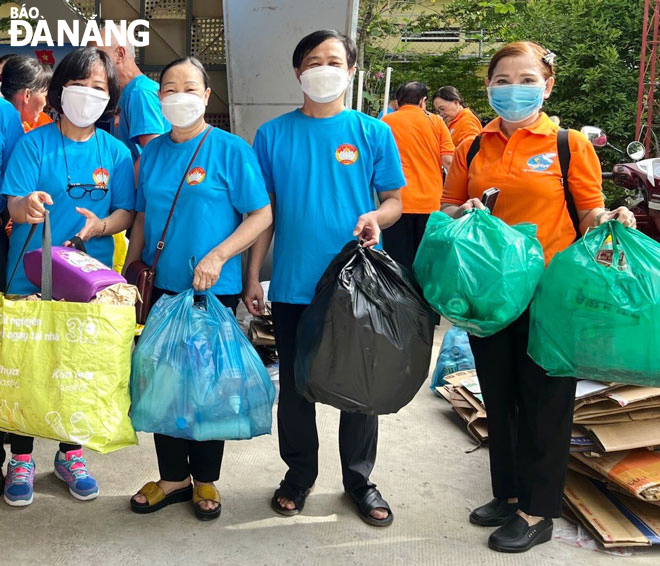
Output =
[
  {"x1": 436, "y1": 369, "x2": 487, "y2": 444},
  {"x1": 436, "y1": 374, "x2": 660, "y2": 547}
]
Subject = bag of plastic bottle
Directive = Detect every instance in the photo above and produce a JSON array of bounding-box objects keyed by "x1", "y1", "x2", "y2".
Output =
[
  {"x1": 430, "y1": 326, "x2": 475, "y2": 391},
  {"x1": 130, "y1": 289, "x2": 276, "y2": 440},
  {"x1": 413, "y1": 209, "x2": 545, "y2": 337},
  {"x1": 295, "y1": 241, "x2": 436, "y2": 415},
  {"x1": 529, "y1": 221, "x2": 660, "y2": 385}
]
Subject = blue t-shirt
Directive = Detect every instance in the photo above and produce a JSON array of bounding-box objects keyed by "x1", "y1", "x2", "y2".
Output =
[
  {"x1": 111, "y1": 75, "x2": 170, "y2": 162},
  {"x1": 377, "y1": 106, "x2": 396, "y2": 119},
  {"x1": 136, "y1": 126, "x2": 270, "y2": 295},
  {"x1": 253, "y1": 109, "x2": 405, "y2": 304},
  {"x1": 2, "y1": 124, "x2": 136, "y2": 295},
  {"x1": 0, "y1": 98, "x2": 26, "y2": 210}
]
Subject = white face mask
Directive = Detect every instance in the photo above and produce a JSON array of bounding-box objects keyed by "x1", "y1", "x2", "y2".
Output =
[
  {"x1": 161, "y1": 92, "x2": 206, "y2": 128},
  {"x1": 300, "y1": 66, "x2": 351, "y2": 104},
  {"x1": 61, "y1": 86, "x2": 110, "y2": 128}
]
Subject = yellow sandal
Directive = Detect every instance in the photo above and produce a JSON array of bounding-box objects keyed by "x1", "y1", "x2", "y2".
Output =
[
  {"x1": 193, "y1": 484, "x2": 222, "y2": 521},
  {"x1": 130, "y1": 481, "x2": 193, "y2": 514}
]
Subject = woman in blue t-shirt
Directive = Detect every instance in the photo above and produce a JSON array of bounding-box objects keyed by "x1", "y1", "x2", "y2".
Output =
[
  {"x1": 1, "y1": 47, "x2": 136, "y2": 508},
  {"x1": 124, "y1": 57, "x2": 272, "y2": 521}
]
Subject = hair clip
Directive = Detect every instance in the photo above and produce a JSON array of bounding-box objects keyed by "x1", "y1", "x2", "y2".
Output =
[{"x1": 542, "y1": 50, "x2": 557, "y2": 66}]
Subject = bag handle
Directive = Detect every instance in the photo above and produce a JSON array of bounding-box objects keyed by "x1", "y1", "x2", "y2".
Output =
[
  {"x1": 150, "y1": 127, "x2": 213, "y2": 273},
  {"x1": 7, "y1": 209, "x2": 53, "y2": 300}
]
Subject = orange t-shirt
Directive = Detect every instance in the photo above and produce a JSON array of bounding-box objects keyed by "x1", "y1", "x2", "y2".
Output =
[
  {"x1": 448, "y1": 107, "x2": 482, "y2": 146},
  {"x1": 23, "y1": 111, "x2": 53, "y2": 133},
  {"x1": 443, "y1": 113, "x2": 604, "y2": 264},
  {"x1": 382, "y1": 105, "x2": 455, "y2": 213}
]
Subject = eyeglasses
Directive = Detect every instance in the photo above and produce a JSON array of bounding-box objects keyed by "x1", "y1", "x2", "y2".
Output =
[
  {"x1": 66, "y1": 183, "x2": 109, "y2": 201},
  {"x1": 59, "y1": 122, "x2": 108, "y2": 201}
]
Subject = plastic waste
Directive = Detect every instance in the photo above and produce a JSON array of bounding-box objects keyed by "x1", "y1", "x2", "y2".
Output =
[
  {"x1": 529, "y1": 220, "x2": 660, "y2": 385},
  {"x1": 295, "y1": 241, "x2": 436, "y2": 415},
  {"x1": 130, "y1": 289, "x2": 276, "y2": 440},
  {"x1": 413, "y1": 209, "x2": 545, "y2": 337},
  {"x1": 430, "y1": 326, "x2": 475, "y2": 390}
]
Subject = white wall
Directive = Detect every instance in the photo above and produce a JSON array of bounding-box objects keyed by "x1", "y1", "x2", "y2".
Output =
[{"x1": 223, "y1": 0, "x2": 359, "y2": 143}]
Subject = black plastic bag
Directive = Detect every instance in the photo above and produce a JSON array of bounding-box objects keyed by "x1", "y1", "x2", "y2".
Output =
[{"x1": 295, "y1": 241, "x2": 435, "y2": 415}]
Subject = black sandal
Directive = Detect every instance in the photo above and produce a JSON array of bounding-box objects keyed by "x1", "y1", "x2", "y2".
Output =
[
  {"x1": 271, "y1": 480, "x2": 311, "y2": 516},
  {"x1": 348, "y1": 487, "x2": 393, "y2": 527}
]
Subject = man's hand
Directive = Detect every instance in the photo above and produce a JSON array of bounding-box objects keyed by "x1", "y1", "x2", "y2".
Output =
[
  {"x1": 193, "y1": 251, "x2": 225, "y2": 291},
  {"x1": 242, "y1": 278, "x2": 266, "y2": 316},
  {"x1": 353, "y1": 211, "x2": 381, "y2": 248},
  {"x1": 25, "y1": 191, "x2": 53, "y2": 224}
]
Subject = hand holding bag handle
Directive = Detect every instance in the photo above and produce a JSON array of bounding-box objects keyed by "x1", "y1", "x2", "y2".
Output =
[
  {"x1": 125, "y1": 126, "x2": 213, "y2": 324},
  {"x1": 7, "y1": 209, "x2": 53, "y2": 300}
]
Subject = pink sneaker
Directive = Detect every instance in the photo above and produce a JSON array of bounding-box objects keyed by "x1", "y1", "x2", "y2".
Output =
[{"x1": 4, "y1": 454, "x2": 35, "y2": 506}]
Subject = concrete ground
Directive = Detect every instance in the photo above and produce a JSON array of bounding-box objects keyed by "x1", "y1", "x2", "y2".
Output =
[{"x1": 2, "y1": 321, "x2": 660, "y2": 566}]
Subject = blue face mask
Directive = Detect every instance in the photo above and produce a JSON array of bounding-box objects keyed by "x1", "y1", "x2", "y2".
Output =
[{"x1": 487, "y1": 83, "x2": 546, "y2": 123}]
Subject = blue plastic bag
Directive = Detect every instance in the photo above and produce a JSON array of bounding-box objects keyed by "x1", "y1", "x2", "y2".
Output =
[
  {"x1": 130, "y1": 289, "x2": 276, "y2": 441},
  {"x1": 430, "y1": 326, "x2": 475, "y2": 391}
]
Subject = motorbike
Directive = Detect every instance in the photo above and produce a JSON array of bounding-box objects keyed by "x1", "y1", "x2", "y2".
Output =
[{"x1": 581, "y1": 126, "x2": 660, "y2": 241}]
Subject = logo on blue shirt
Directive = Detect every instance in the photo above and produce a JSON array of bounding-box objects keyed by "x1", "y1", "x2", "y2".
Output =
[{"x1": 526, "y1": 152, "x2": 556, "y2": 172}]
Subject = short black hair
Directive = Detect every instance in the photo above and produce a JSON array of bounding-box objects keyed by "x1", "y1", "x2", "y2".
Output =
[
  {"x1": 432, "y1": 86, "x2": 464, "y2": 106},
  {"x1": 396, "y1": 81, "x2": 428, "y2": 106},
  {"x1": 0, "y1": 54, "x2": 17, "y2": 66},
  {"x1": 48, "y1": 47, "x2": 120, "y2": 118},
  {"x1": 292, "y1": 30, "x2": 357, "y2": 69},
  {"x1": 159, "y1": 56, "x2": 210, "y2": 90},
  {"x1": 1, "y1": 55, "x2": 52, "y2": 102}
]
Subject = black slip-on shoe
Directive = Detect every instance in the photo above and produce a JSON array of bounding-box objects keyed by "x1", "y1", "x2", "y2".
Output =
[
  {"x1": 469, "y1": 498, "x2": 518, "y2": 527},
  {"x1": 488, "y1": 514, "x2": 553, "y2": 553}
]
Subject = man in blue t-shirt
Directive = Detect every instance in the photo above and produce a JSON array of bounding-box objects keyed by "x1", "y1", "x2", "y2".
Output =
[
  {"x1": 95, "y1": 32, "x2": 170, "y2": 162},
  {"x1": 246, "y1": 30, "x2": 405, "y2": 527}
]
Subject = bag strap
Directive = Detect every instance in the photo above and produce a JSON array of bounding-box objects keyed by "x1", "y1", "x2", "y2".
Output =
[
  {"x1": 151, "y1": 126, "x2": 213, "y2": 271},
  {"x1": 7, "y1": 209, "x2": 53, "y2": 300},
  {"x1": 557, "y1": 128, "x2": 581, "y2": 240},
  {"x1": 466, "y1": 135, "x2": 482, "y2": 170}
]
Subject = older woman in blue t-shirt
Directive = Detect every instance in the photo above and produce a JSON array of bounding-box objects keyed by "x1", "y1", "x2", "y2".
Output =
[{"x1": 124, "y1": 56, "x2": 272, "y2": 521}]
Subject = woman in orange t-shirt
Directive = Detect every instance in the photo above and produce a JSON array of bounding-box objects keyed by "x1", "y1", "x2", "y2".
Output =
[
  {"x1": 0, "y1": 56, "x2": 52, "y2": 133},
  {"x1": 441, "y1": 42, "x2": 635, "y2": 554},
  {"x1": 432, "y1": 86, "x2": 482, "y2": 146}
]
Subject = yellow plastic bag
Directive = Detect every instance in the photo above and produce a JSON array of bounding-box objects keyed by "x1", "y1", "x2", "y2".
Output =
[
  {"x1": 113, "y1": 231, "x2": 128, "y2": 274},
  {"x1": 0, "y1": 295, "x2": 137, "y2": 453}
]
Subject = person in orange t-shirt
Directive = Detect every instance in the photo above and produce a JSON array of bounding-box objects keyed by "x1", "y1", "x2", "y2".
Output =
[
  {"x1": 433, "y1": 86, "x2": 482, "y2": 146},
  {"x1": 0, "y1": 56, "x2": 52, "y2": 134},
  {"x1": 382, "y1": 81, "x2": 454, "y2": 267},
  {"x1": 442, "y1": 41, "x2": 636, "y2": 554}
]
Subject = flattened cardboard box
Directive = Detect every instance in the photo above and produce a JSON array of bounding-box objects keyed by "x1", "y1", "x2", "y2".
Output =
[{"x1": 564, "y1": 470, "x2": 660, "y2": 547}]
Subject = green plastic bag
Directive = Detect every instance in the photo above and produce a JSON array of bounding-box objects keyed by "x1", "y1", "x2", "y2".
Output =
[
  {"x1": 529, "y1": 221, "x2": 660, "y2": 385},
  {"x1": 413, "y1": 209, "x2": 545, "y2": 337},
  {"x1": 0, "y1": 295, "x2": 138, "y2": 453}
]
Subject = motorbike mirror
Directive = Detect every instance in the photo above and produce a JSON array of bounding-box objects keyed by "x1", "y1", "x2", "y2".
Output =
[
  {"x1": 581, "y1": 126, "x2": 606, "y2": 145},
  {"x1": 627, "y1": 141, "x2": 646, "y2": 161}
]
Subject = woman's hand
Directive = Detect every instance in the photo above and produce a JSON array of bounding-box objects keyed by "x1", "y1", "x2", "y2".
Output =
[
  {"x1": 596, "y1": 206, "x2": 637, "y2": 229},
  {"x1": 24, "y1": 191, "x2": 53, "y2": 224},
  {"x1": 242, "y1": 278, "x2": 266, "y2": 316},
  {"x1": 67, "y1": 207, "x2": 103, "y2": 244},
  {"x1": 193, "y1": 251, "x2": 225, "y2": 291},
  {"x1": 460, "y1": 198, "x2": 486, "y2": 214},
  {"x1": 353, "y1": 211, "x2": 381, "y2": 248}
]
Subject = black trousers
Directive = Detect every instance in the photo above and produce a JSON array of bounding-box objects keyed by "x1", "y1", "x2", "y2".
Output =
[
  {"x1": 271, "y1": 302, "x2": 378, "y2": 493},
  {"x1": 6, "y1": 434, "x2": 79, "y2": 455},
  {"x1": 151, "y1": 287, "x2": 239, "y2": 484},
  {"x1": 382, "y1": 213, "x2": 430, "y2": 269},
  {"x1": 468, "y1": 310, "x2": 576, "y2": 518}
]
